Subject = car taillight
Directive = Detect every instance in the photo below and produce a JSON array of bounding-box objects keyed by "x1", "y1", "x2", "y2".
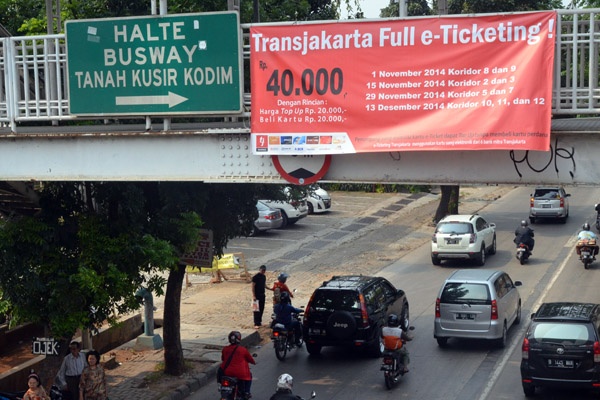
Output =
[
  {"x1": 359, "y1": 294, "x2": 369, "y2": 327},
  {"x1": 594, "y1": 341, "x2": 600, "y2": 363},
  {"x1": 265, "y1": 213, "x2": 277, "y2": 220},
  {"x1": 491, "y1": 299, "x2": 498, "y2": 320},
  {"x1": 303, "y1": 297, "x2": 313, "y2": 324},
  {"x1": 435, "y1": 298, "x2": 441, "y2": 318},
  {"x1": 530, "y1": 197, "x2": 534, "y2": 207},
  {"x1": 522, "y1": 337, "x2": 529, "y2": 360},
  {"x1": 560, "y1": 198, "x2": 565, "y2": 207},
  {"x1": 469, "y1": 233, "x2": 476, "y2": 244}
]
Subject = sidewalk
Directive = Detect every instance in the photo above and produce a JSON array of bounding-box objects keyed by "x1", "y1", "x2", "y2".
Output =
[{"x1": 103, "y1": 185, "x2": 515, "y2": 400}]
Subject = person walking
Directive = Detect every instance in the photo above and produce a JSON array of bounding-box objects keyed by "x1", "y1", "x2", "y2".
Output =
[
  {"x1": 251, "y1": 265, "x2": 269, "y2": 328},
  {"x1": 56, "y1": 341, "x2": 86, "y2": 400},
  {"x1": 79, "y1": 350, "x2": 107, "y2": 400}
]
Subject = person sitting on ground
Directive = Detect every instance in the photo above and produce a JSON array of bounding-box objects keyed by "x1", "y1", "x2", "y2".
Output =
[
  {"x1": 271, "y1": 273, "x2": 293, "y2": 305},
  {"x1": 514, "y1": 220, "x2": 535, "y2": 253},
  {"x1": 577, "y1": 222, "x2": 599, "y2": 256},
  {"x1": 23, "y1": 373, "x2": 50, "y2": 400},
  {"x1": 269, "y1": 373, "x2": 301, "y2": 400},
  {"x1": 220, "y1": 331, "x2": 256, "y2": 399},
  {"x1": 273, "y1": 291, "x2": 303, "y2": 346},
  {"x1": 381, "y1": 314, "x2": 412, "y2": 373}
]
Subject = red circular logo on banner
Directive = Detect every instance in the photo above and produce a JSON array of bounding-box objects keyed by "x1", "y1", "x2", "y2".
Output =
[{"x1": 272, "y1": 155, "x2": 332, "y2": 185}]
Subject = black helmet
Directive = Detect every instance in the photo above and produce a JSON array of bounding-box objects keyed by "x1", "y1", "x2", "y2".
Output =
[
  {"x1": 280, "y1": 291, "x2": 291, "y2": 304},
  {"x1": 277, "y1": 273, "x2": 288, "y2": 283},
  {"x1": 228, "y1": 331, "x2": 241, "y2": 344},
  {"x1": 583, "y1": 222, "x2": 591, "y2": 231},
  {"x1": 521, "y1": 220, "x2": 528, "y2": 227},
  {"x1": 387, "y1": 314, "x2": 400, "y2": 327}
]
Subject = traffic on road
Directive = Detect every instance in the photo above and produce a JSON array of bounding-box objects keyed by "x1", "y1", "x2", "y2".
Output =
[{"x1": 194, "y1": 185, "x2": 600, "y2": 400}]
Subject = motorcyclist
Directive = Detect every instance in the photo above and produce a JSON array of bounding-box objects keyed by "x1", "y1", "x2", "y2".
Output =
[
  {"x1": 381, "y1": 314, "x2": 412, "y2": 373},
  {"x1": 220, "y1": 331, "x2": 256, "y2": 399},
  {"x1": 273, "y1": 291, "x2": 303, "y2": 346},
  {"x1": 514, "y1": 220, "x2": 535, "y2": 253},
  {"x1": 269, "y1": 373, "x2": 301, "y2": 400},
  {"x1": 576, "y1": 222, "x2": 599, "y2": 256}
]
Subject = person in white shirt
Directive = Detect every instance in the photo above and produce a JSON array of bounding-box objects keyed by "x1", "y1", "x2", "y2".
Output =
[
  {"x1": 576, "y1": 222, "x2": 599, "y2": 257},
  {"x1": 381, "y1": 314, "x2": 412, "y2": 373},
  {"x1": 56, "y1": 341, "x2": 86, "y2": 400}
]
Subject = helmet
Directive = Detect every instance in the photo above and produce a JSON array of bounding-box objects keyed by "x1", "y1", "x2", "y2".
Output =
[
  {"x1": 583, "y1": 223, "x2": 591, "y2": 231},
  {"x1": 280, "y1": 291, "x2": 291, "y2": 304},
  {"x1": 521, "y1": 220, "x2": 528, "y2": 227},
  {"x1": 277, "y1": 273, "x2": 288, "y2": 283},
  {"x1": 387, "y1": 314, "x2": 400, "y2": 327},
  {"x1": 228, "y1": 331, "x2": 241, "y2": 344},
  {"x1": 277, "y1": 373, "x2": 293, "y2": 390}
]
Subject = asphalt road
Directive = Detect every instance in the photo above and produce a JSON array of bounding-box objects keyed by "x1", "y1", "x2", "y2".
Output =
[{"x1": 190, "y1": 185, "x2": 600, "y2": 400}]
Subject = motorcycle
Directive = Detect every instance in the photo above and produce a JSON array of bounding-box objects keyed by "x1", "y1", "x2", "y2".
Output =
[
  {"x1": 271, "y1": 311, "x2": 303, "y2": 361},
  {"x1": 218, "y1": 353, "x2": 257, "y2": 400},
  {"x1": 515, "y1": 243, "x2": 531, "y2": 265},
  {"x1": 577, "y1": 239, "x2": 597, "y2": 269},
  {"x1": 380, "y1": 326, "x2": 415, "y2": 389}
]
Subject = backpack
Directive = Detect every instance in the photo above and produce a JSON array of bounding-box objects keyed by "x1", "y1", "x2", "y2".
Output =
[{"x1": 273, "y1": 286, "x2": 281, "y2": 304}]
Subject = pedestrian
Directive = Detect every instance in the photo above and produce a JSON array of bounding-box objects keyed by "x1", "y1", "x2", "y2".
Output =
[
  {"x1": 251, "y1": 264, "x2": 269, "y2": 328},
  {"x1": 79, "y1": 350, "x2": 107, "y2": 400},
  {"x1": 56, "y1": 341, "x2": 86, "y2": 400},
  {"x1": 23, "y1": 372, "x2": 50, "y2": 400}
]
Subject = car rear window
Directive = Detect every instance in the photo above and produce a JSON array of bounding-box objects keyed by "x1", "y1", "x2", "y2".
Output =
[
  {"x1": 311, "y1": 290, "x2": 360, "y2": 312},
  {"x1": 531, "y1": 322, "x2": 594, "y2": 345},
  {"x1": 436, "y1": 222, "x2": 473, "y2": 234},
  {"x1": 440, "y1": 283, "x2": 491, "y2": 304},
  {"x1": 534, "y1": 189, "x2": 560, "y2": 199}
]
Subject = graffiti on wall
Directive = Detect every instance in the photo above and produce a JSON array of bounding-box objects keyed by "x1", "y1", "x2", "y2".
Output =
[{"x1": 509, "y1": 138, "x2": 575, "y2": 179}]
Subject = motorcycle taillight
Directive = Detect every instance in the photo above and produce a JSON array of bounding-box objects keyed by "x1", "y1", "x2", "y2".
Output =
[
  {"x1": 222, "y1": 379, "x2": 232, "y2": 387},
  {"x1": 273, "y1": 331, "x2": 280, "y2": 337},
  {"x1": 383, "y1": 357, "x2": 394, "y2": 365}
]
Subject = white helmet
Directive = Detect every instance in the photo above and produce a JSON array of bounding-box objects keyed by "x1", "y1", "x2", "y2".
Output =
[{"x1": 277, "y1": 373, "x2": 293, "y2": 390}]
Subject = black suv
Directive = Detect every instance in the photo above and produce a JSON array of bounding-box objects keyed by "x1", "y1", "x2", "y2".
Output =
[
  {"x1": 302, "y1": 275, "x2": 408, "y2": 357},
  {"x1": 520, "y1": 302, "x2": 600, "y2": 397}
]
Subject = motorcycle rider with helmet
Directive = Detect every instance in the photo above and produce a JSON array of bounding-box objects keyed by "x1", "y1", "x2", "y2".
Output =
[
  {"x1": 577, "y1": 223, "x2": 599, "y2": 256},
  {"x1": 269, "y1": 374, "x2": 300, "y2": 400},
  {"x1": 220, "y1": 331, "x2": 256, "y2": 399},
  {"x1": 273, "y1": 291, "x2": 303, "y2": 346},
  {"x1": 381, "y1": 314, "x2": 412, "y2": 373},
  {"x1": 514, "y1": 220, "x2": 535, "y2": 254}
]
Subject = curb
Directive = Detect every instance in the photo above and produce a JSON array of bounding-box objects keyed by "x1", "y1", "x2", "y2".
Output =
[{"x1": 157, "y1": 330, "x2": 261, "y2": 400}]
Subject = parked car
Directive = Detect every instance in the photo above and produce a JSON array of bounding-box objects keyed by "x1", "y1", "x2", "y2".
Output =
[
  {"x1": 521, "y1": 302, "x2": 600, "y2": 397},
  {"x1": 260, "y1": 193, "x2": 308, "y2": 228},
  {"x1": 529, "y1": 186, "x2": 570, "y2": 224},
  {"x1": 431, "y1": 214, "x2": 496, "y2": 266},
  {"x1": 306, "y1": 184, "x2": 331, "y2": 214},
  {"x1": 434, "y1": 269, "x2": 522, "y2": 348},
  {"x1": 253, "y1": 200, "x2": 283, "y2": 235},
  {"x1": 302, "y1": 275, "x2": 409, "y2": 357}
]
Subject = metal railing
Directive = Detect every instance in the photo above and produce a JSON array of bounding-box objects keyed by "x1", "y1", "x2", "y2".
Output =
[{"x1": 0, "y1": 9, "x2": 599, "y2": 132}]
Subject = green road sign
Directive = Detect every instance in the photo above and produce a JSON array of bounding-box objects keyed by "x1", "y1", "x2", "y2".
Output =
[{"x1": 66, "y1": 12, "x2": 242, "y2": 116}]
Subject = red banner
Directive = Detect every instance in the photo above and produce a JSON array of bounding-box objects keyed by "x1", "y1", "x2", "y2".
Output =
[{"x1": 250, "y1": 12, "x2": 556, "y2": 154}]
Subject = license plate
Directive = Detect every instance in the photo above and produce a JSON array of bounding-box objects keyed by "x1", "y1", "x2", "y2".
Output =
[
  {"x1": 381, "y1": 364, "x2": 394, "y2": 371},
  {"x1": 446, "y1": 238, "x2": 458, "y2": 244},
  {"x1": 309, "y1": 328, "x2": 323, "y2": 335},
  {"x1": 541, "y1": 204, "x2": 551, "y2": 208},
  {"x1": 547, "y1": 359, "x2": 574, "y2": 368},
  {"x1": 457, "y1": 313, "x2": 475, "y2": 320}
]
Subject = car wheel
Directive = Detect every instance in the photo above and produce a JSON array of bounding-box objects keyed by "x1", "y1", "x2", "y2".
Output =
[
  {"x1": 251, "y1": 224, "x2": 260, "y2": 237},
  {"x1": 522, "y1": 383, "x2": 535, "y2": 397},
  {"x1": 515, "y1": 302, "x2": 522, "y2": 325},
  {"x1": 476, "y1": 245, "x2": 486, "y2": 266},
  {"x1": 280, "y1": 211, "x2": 289, "y2": 227},
  {"x1": 306, "y1": 342, "x2": 321, "y2": 356},
  {"x1": 367, "y1": 328, "x2": 384, "y2": 357},
  {"x1": 431, "y1": 255, "x2": 441, "y2": 266},
  {"x1": 327, "y1": 311, "x2": 357, "y2": 340},
  {"x1": 489, "y1": 235, "x2": 497, "y2": 255},
  {"x1": 529, "y1": 217, "x2": 535, "y2": 224},
  {"x1": 307, "y1": 202, "x2": 314, "y2": 214},
  {"x1": 436, "y1": 337, "x2": 449, "y2": 347},
  {"x1": 496, "y1": 323, "x2": 507, "y2": 348}
]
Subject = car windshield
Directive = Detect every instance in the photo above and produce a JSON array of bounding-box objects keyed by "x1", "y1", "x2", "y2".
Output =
[
  {"x1": 531, "y1": 322, "x2": 593, "y2": 345},
  {"x1": 534, "y1": 189, "x2": 560, "y2": 199},
  {"x1": 440, "y1": 283, "x2": 490, "y2": 305},
  {"x1": 437, "y1": 222, "x2": 473, "y2": 234},
  {"x1": 311, "y1": 290, "x2": 360, "y2": 312}
]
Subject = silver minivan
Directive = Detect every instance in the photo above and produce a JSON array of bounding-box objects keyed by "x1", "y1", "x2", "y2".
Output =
[{"x1": 434, "y1": 269, "x2": 522, "y2": 348}]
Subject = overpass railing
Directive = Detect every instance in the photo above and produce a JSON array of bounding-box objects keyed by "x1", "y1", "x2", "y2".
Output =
[{"x1": 0, "y1": 9, "x2": 598, "y2": 132}]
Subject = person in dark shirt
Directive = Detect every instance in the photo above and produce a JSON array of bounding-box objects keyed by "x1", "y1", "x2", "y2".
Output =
[
  {"x1": 273, "y1": 292, "x2": 303, "y2": 346},
  {"x1": 251, "y1": 265, "x2": 269, "y2": 328},
  {"x1": 514, "y1": 220, "x2": 535, "y2": 252}
]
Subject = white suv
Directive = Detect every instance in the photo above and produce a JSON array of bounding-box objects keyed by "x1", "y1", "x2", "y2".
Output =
[
  {"x1": 306, "y1": 184, "x2": 331, "y2": 214},
  {"x1": 431, "y1": 214, "x2": 497, "y2": 266}
]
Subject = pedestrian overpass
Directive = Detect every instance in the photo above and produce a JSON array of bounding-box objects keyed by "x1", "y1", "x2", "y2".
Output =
[{"x1": 0, "y1": 9, "x2": 600, "y2": 186}]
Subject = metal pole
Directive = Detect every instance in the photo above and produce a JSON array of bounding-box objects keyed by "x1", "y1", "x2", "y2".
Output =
[{"x1": 399, "y1": 0, "x2": 407, "y2": 17}]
